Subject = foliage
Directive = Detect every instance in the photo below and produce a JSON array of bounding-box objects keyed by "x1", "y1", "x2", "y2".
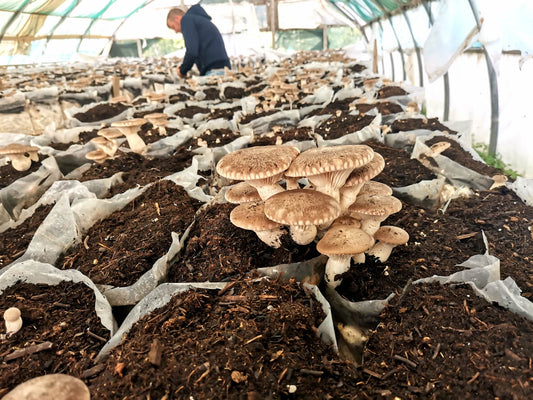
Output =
[
  {"x1": 142, "y1": 39, "x2": 184, "y2": 57},
  {"x1": 473, "y1": 143, "x2": 521, "y2": 178}
]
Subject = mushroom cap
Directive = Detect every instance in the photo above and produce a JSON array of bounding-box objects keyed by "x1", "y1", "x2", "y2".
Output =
[
  {"x1": 2, "y1": 374, "x2": 90, "y2": 400},
  {"x1": 216, "y1": 145, "x2": 300, "y2": 181},
  {"x1": 230, "y1": 201, "x2": 281, "y2": 231},
  {"x1": 428, "y1": 141, "x2": 451, "y2": 156},
  {"x1": 85, "y1": 149, "x2": 109, "y2": 162},
  {"x1": 317, "y1": 225, "x2": 374, "y2": 255},
  {"x1": 3, "y1": 307, "x2": 21, "y2": 322},
  {"x1": 98, "y1": 127, "x2": 123, "y2": 139},
  {"x1": 358, "y1": 181, "x2": 393, "y2": 196},
  {"x1": 348, "y1": 194, "x2": 402, "y2": 217},
  {"x1": 90, "y1": 136, "x2": 109, "y2": 146},
  {"x1": 0, "y1": 143, "x2": 40, "y2": 156},
  {"x1": 374, "y1": 225, "x2": 409, "y2": 245},
  {"x1": 145, "y1": 92, "x2": 167, "y2": 102},
  {"x1": 264, "y1": 189, "x2": 341, "y2": 226},
  {"x1": 330, "y1": 215, "x2": 362, "y2": 229},
  {"x1": 225, "y1": 182, "x2": 261, "y2": 204},
  {"x1": 111, "y1": 118, "x2": 147, "y2": 130},
  {"x1": 344, "y1": 153, "x2": 385, "y2": 186},
  {"x1": 144, "y1": 112, "x2": 168, "y2": 122},
  {"x1": 285, "y1": 145, "x2": 374, "y2": 178}
]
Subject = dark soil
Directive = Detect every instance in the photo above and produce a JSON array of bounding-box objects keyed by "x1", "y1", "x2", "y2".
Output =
[
  {"x1": 356, "y1": 101, "x2": 403, "y2": 115},
  {"x1": 250, "y1": 127, "x2": 314, "y2": 146},
  {"x1": 207, "y1": 106, "x2": 240, "y2": 120},
  {"x1": 362, "y1": 282, "x2": 533, "y2": 399},
  {"x1": 239, "y1": 109, "x2": 279, "y2": 125},
  {"x1": 224, "y1": 86, "x2": 245, "y2": 99},
  {"x1": 0, "y1": 281, "x2": 110, "y2": 396},
  {"x1": 87, "y1": 279, "x2": 363, "y2": 400},
  {"x1": 167, "y1": 202, "x2": 320, "y2": 283},
  {"x1": 390, "y1": 117, "x2": 457, "y2": 135},
  {"x1": 315, "y1": 114, "x2": 376, "y2": 140},
  {"x1": 73, "y1": 103, "x2": 129, "y2": 123},
  {"x1": 377, "y1": 85, "x2": 408, "y2": 99},
  {"x1": 57, "y1": 180, "x2": 202, "y2": 287},
  {"x1": 173, "y1": 105, "x2": 211, "y2": 119},
  {"x1": 0, "y1": 154, "x2": 46, "y2": 189},
  {"x1": 0, "y1": 204, "x2": 54, "y2": 268}
]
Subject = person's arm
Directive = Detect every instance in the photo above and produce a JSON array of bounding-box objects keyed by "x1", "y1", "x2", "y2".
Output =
[{"x1": 179, "y1": 16, "x2": 199, "y2": 76}]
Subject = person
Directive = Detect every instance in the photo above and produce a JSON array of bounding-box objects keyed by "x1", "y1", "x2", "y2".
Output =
[{"x1": 167, "y1": 5, "x2": 231, "y2": 77}]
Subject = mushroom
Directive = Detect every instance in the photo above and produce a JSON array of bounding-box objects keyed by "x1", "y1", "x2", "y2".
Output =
[
  {"x1": 367, "y1": 225, "x2": 409, "y2": 262},
  {"x1": 144, "y1": 92, "x2": 167, "y2": 104},
  {"x1": 339, "y1": 152, "x2": 385, "y2": 212},
  {"x1": 264, "y1": 189, "x2": 341, "y2": 245},
  {"x1": 490, "y1": 174, "x2": 508, "y2": 190},
  {"x1": 317, "y1": 225, "x2": 374, "y2": 288},
  {"x1": 111, "y1": 118, "x2": 148, "y2": 154},
  {"x1": 285, "y1": 145, "x2": 374, "y2": 202},
  {"x1": 230, "y1": 201, "x2": 284, "y2": 248},
  {"x1": 3, "y1": 307, "x2": 22, "y2": 336},
  {"x1": 216, "y1": 145, "x2": 300, "y2": 200},
  {"x1": 90, "y1": 136, "x2": 118, "y2": 157},
  {"x1": 85, "y1": 149, "x2": 110, "y2": 164},
  {"x1": 2, "y1": 374, "x2": 90, "y2": 400},
  {"x1": 0, "y1": 143, "x2": 40, "y2": 171},
  {"x1": 225, "y1": 182, "x2": 261, "y2": 204},
  {"x1": 144, "y1": 112, "x2": 169, "y2": 136},
  {"x1": 358, "y1": 180, "x2": 393, "y2": 196},
  {"x1": 110, "y1": 94, "x2": 131, "y2": 105},
  {"x1": 348, "y1": 194, "x2": 403, "y2": 236}
]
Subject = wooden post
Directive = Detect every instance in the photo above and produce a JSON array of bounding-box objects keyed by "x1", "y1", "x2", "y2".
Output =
[
  {"x1": 269, "y1": 0, "x2": 278, "y2": 49},
  {"x1": 322, "y1": 25, "x2": 328, "y2": 51},
  {"x1": 112, "y1": 75, "x2": 120, "y2": 97}
]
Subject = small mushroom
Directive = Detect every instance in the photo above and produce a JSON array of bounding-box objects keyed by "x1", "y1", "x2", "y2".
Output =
[
  {"x1": 285, "y1": 145, "x2": 374, "y2": 202},
  {"x1": 111, "y1": 118, "x2": 148, "y2": 154},
  {"x1": 85, "y1": 149, "x2": 110, "y2": 163},
  {"x1": 264, "y1": 189, "x2": 341, "y2": 245},
  {"x1": 4, "y1": 307, "x2": 22, "y2": 336},
  {"x1": 2, "y1": 374, "x2": 90, "y2": 400},
  {"x1": 0, "y1": 143, "x2": 40, "y2": 171},
  {"x1": 216, "y1": 145, "x2": 300, "y2": 200},
  {"x1": 348, "y1": 194, "x2": 402, "y2": 236},
  {"x1": 144, "y1": 112, "x2": 169, "y2": 136},
  {"x1": 367, "y1": 225, "x2": 409, "y2": 262},
  {"x1": 490, "y1": 174, "x2": 508, "y2": 190},
  {"x1": 358, "y1": 180, "x2": 393, "y2": 196},
  {"x1": 225, "y1": 182, "x2": 261, "y2": 204},
  {"x1": 90, "y1": 136, "x2": 118, "y2": 157},
  {"x1": 317, "y1": 225, "x2": 374, "y2": 288},
  {"x1": 230, "y1": 201, "x2": 284, "y2": 248}
]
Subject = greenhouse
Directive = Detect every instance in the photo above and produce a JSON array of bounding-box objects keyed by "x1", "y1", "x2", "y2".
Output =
[{"x1": 1, "y1": 0, "x2": 532, "y2": 398}]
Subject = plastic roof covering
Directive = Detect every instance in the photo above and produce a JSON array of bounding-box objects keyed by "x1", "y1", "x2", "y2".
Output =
[{"x1": 0, "y1": 0, "x2": 422, "y2": 62}]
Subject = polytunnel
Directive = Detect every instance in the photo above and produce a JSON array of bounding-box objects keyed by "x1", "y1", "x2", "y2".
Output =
[{"x1": 1, "y1": 0, "x2": 533, "y2": 398}]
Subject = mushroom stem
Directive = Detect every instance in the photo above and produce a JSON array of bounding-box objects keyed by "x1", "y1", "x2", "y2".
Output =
[
  {"x1": 290, "y1": 225, "x2": 317, "y2": 245},
  {"x1": 158, "y1": 126, "x2": 167, "y2": 136},
  {"x1": 324, "y1": 254, "x2": 351, "y2": 288},
  {"x1": 367, "y1": 242, "x2": 395, "y2": 262},
  {"x1": 124, "y1": 132, "x2": 147, "y2": 154},
  {"x1": 339, "y1": 182, "x2": 365, "y2": 212},
  {"x1": 8, "y1": 154, "x2": 33, "y2": 171},
  {"x1": 359, "y1": 217, "x2": 384, "y2": 236},
  {"x1": 248, "y1": 178, "x2": 285, "y2": 200},
  {"x1": 308, "y1": 168, "x2": 353, "y2": 203},
  {"x1": 255, "y1": 227, "x2": 284, "y2": 248}
]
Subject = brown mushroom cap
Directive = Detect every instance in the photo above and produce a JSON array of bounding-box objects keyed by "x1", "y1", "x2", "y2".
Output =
[
  {"x1": 0, "y1": 143, "x2": 40, "y2": 156},
  {"x1": 2, "y1": 374, "x2": 90, "y2": 400},
  {"x1": 225, "y1": 182, "x2": 261, "y2": 204},
  {"x1": 264, "y1": 189, "x2": 340, "y2": 226},
  {"x1": 317, "y1": 225, "x2": 374, "y2": 255},
  {"x1": 374, "y1": 225, "x2": 409, "y2": 245},
  {"x1": 216, "y1": 145, "x2": 300, "y2": 181},
  {"x1": 358, "y1": 181, "x2": 393, "y2": 196},
  {"x1": 90, "y1": 136, "x2": 109, "y2": 146},
  {"x1": 285, "y1": 145, "x2": 374, "y2": 178},
  {"x1": 111, "y1": 118, "x2": 147, "y2": 131},
  {"x1": 98, "y1": 127, "x2": 124, "y2": 139},
  {"x1": 348, "y1": 193, "x2": 402, "y2": 217},
  {"x1": 230, "y1": 201, "x2": 281, "y2": 231},
  {"x1": 344, "y1": 153, "x2": 385, "y2": 187},
  {"x1": 144, "y1": 112, "x2": 168, "y2": 123},
  {"x1": 85, "y1": 149, "x2": 109, "y2": 162}
]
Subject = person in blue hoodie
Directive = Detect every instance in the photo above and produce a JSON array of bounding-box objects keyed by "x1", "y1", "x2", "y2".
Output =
[{"x1": 167, "y1": 4, "x2": 231, "y2": 77}]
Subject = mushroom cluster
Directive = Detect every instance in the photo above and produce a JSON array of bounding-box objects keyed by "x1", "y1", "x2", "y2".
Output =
[
  {"x1": 216, "y1": 144, "x2": 409, "y2": 288},
  {"x1": 0, "y1": 143, "x2": 40, "y2": 171}
]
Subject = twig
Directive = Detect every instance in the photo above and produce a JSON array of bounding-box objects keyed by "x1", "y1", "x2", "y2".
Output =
[
  {"x1": 218, "y1": 281, "x2": 237, "y2": 296},
  {"x1": 299, "y1": 369, "x2": 324, "y2": 376},
  {"x1": 394, "y1": 355, "x2": 417, "y2": 368},
  {"x1": 5, "y1": 341, "x2": 53, "y2": 361},
  {"x1": 432, "y1": 343, "x2": 441, "y2": 360},
  {"x1": 83, "y1": 235, "x2": 90, "y2": 250},
  {"x1": 148, "y1": 339, "x2": 162, "y2": 366},
  {"x1": 87, "y1": 329, "x2": 107, "y2": 342},
  {"x1": 81, "y1": 363, "x2": 106, "y2": 379},
  {"x1": 244, "y1": 335, "x2": 263, "y2": 345},
  {"x1": 363, "y1": 368, "x2": 382, "y2": 379},
  {"x1": 467, "y1": 371, "x2": 480, "y2": 384}
]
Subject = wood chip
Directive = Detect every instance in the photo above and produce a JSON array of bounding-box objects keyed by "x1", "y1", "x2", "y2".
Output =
[
  {"x1": 148, "y1": 338, "x2": 162, "y2": 366},
  {"x1": 5, "y1": 341, "x2": 53, "y2": 361}
]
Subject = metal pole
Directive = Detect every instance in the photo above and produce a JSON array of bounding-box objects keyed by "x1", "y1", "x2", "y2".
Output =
[
  {"x1": 393, "y1": 1, "x2": 423, "y2": 86},
  {"x1": 467, "y1": 0, "x2": 499, "y2": 156}
]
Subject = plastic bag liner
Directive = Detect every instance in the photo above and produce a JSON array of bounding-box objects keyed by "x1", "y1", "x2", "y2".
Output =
[
  {"x1": 392, "y1": 176, "x2": 447, "y2": 210},
  {"x1": 63, "y1": 101, "x2": 134, "y2": 128},
  {"x1": 316, "y1": 114, "x2": 382, "y2": 147},
  {"x1": 0, "y1": 156, "x2": 62, "y2": 220},
  {"x1": 0, "y1": 261, "x2": 116, "y2": 336},
  {"x1": 412, "y1": 136, "x2": 494, "y2": 190},
  {"x1": 256, "y1": 254, "x2": 328, "y2": 286},
  {"x1": 333, "y1": 87, "x2": 364, "y2": 102},
  {"x1": 508, "y1": 177, "x2": 533, "y2": 207},
  {"x1": 96, "y1": 280, "x2": 337, "y2": 361},
  {"x1": 0, "y1": 91, "x2": 25, "y2": 113},
  {"x1": 299, "y1": 85, "x2": 335, "y2": 106},
  {"x1": 144, "y1": 127, "x2": 196, "y2": 159},
  {"x1": 238, "y1": 110, "x2": 301, "y2": 135}
]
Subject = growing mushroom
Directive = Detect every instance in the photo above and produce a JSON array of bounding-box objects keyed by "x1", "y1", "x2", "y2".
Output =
[
  {"x1": 230, "y1": 201, "x2": 284, "y2": 248},
  {"x1": 348, "y1": 193, "x2": 403, "y2": 236},
  {"x1": 144, "y1": 112, "x2": 169, "y2": 136},
  {"x1": 2, "y1": 374, "x2": 90, "y2": 400},
  {"x1": 111, "y1": 118, "x2": 148, "y2": 154},
  {"x1": 3, "y1": 307, "x2": 22, "y2": 336},
  {"x1": 90, "y1": 136, "x2": 118, "y2": 157},
  {"x1": 264, "y1": 189, "x2": 341, "y2": 245},
  {"x1": 367, "y1": 225, "x2": 409, "y2": 262},
  {"x1": 0, "y1": 143, "x2": 40, "y2": 171},
  {"x1": 358, "y1": 180, "x2": 393, "y2": 197},
  {"x1": 317, "y1": 225, "x2": 374, "y2": 288},
  {"x1": 285, "y1": 145, "x2": 374, "y2": 202},
  {"x1": 216, "y1": 145, "x2": 300, "y2": 200},
  {"x1": 339, "y1": 152, "x2": 385, "y2": 212},
  {"x1": 85, "y1": 149, "x2": 110, "y2": 164},
  {"x1": 225, "y1": 182, "x2": 261, "y2": 204}
]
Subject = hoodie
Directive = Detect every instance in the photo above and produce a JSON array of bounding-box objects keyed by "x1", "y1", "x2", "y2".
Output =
[{"x1": 179, "y1": 4, "x2": 231, "y2": 76}]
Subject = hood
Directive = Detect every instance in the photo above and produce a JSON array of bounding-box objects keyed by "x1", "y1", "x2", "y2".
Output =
[{"x1": 186, "y1": 4, "x2": 212, "y2": 20}]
